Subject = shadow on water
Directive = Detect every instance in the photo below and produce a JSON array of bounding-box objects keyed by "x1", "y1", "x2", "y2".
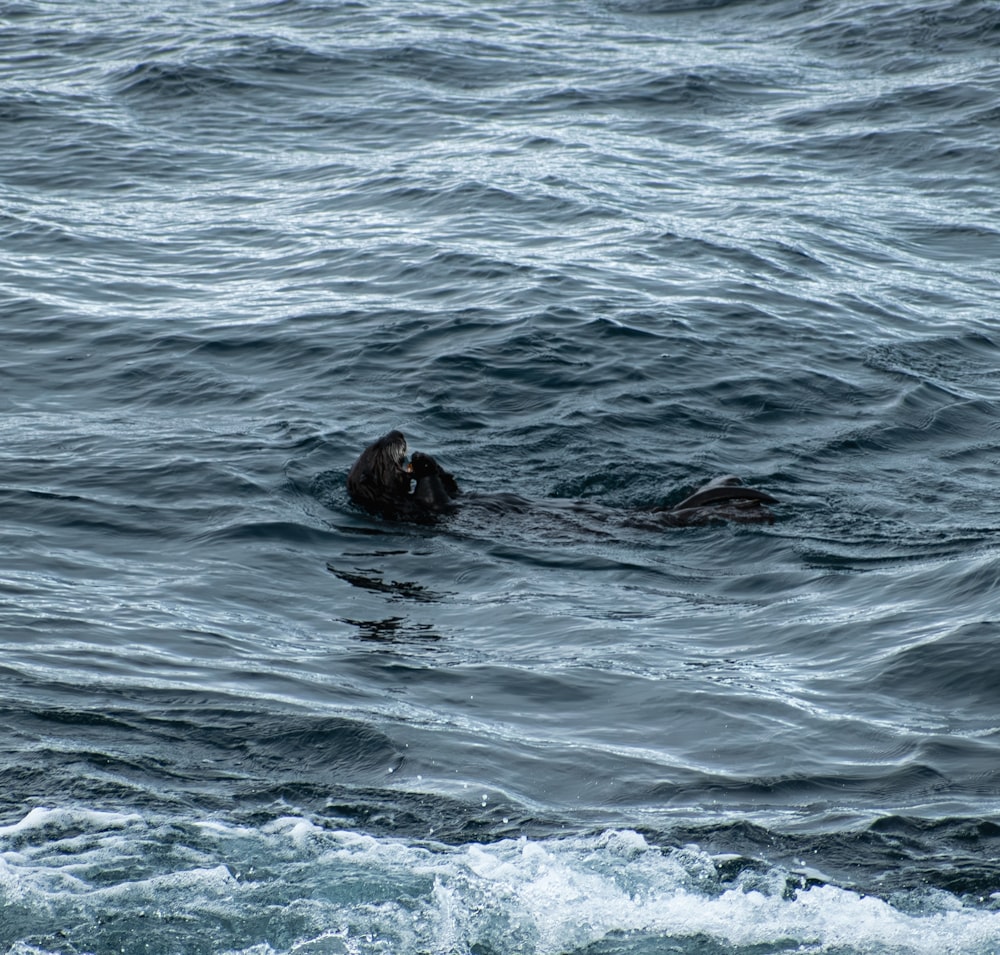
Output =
[
  {"x1": 342, "y1": 615, "x2": 443, "y2": 644},
  {"x1": 327, "y1": 562, "x2": 451, "y2": 603}
]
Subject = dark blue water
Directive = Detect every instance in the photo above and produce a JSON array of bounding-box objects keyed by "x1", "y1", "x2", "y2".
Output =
[{"x1": 3, "y1": 0, "x2": 1000, "y2": 951}]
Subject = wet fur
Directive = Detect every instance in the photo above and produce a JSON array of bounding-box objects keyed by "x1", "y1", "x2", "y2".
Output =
[
  {"x1": 409, "y1": 451, "x2": 459, "y2": 512},
  {"x1": 345, "y1": 430, "x2": 412, "y2": 519},
  {"x1": 347, "y1": 431, "x2": 777, "y2": 526}
]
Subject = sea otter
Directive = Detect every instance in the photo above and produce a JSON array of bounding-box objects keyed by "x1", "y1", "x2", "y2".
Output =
[
  {"x1": 346, "y1": 430, "x2": 459, "y2": 521},
  {"x1": 346, "y1": 430, "x2": 778, "y2": 526}
]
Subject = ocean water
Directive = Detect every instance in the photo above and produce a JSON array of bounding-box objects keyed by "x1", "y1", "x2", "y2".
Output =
[{"x1": 2, "y1": 0, "x2": 1000, "y2": 952}]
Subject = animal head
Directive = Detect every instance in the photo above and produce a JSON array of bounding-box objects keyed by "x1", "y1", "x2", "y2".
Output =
[{"x1": 346, "y1": 430, "x2": 412, "y2": 516}]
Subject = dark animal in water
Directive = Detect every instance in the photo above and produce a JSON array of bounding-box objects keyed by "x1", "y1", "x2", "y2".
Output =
[
  {"x1": 409, "y1": 450, "x2": 459, "y2": 512},
  {"x1": 653, "y1": 474, "x2": 779, "y2": 527},
  {"x1": 345, "y1": 429, "x2": 412, "y2": 518},
  {"x1": 346, "y1": 430, "x2": 778, "y2": 526},
  {"x1": 345, "y1": 430, "x2": 459, "y2": 521}
]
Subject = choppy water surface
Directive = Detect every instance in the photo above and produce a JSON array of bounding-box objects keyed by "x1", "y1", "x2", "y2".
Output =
[{"x1": 2, "y1": 0, "x2": 1000, "y2": 952}]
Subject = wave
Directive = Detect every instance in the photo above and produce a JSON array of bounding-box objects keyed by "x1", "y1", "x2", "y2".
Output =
[{"x1": 3, "y1": 810, "x2": 999, "y2": 955}]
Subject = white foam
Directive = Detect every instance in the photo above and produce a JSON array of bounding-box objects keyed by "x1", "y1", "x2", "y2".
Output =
[
  {"x1": 373, "y1": 829, "x2": 1000, "y2": 954},
  {"x1": 0, "y1": 805, "x2": 142, "y2": 838},
  {"x1": 4, "y1": 811, "x2": 1000, "y2": 954}
]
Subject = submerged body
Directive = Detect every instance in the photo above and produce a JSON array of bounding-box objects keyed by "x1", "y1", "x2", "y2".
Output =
[
  {"x1": 654, "y1": 474, "x2": 779, "y2": 527},
  {"x1": 347, "y1": 430, "x2": 778, "y2": 526}
]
